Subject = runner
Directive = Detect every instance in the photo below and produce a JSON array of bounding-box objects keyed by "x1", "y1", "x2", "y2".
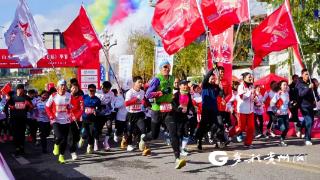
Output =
[
  {"x1": 235, "y1": 72, "x2": 255, "y2": 148},
  {"x1": 69, "y1": 83, "x2": 84, "y2": 160},
  {"x1": 96, "y1": 81, "x2": 115, "y2": 151},
  {"x1": 270, "y1": 80, "x2": 290, "y2": 146},
  {"x1": 172, "y1": 79, "x2": 196, "y2": 156},
  {"x1": 124, "y1": 76, "x2": 147, "y2": 152},
  {"x1": 82, "y1": 84, "x2": 101, "y2": 153},
  {"x1": 45, "y1": 80, "x2": 72, "y2": 164},
  {"x1": 145, "y1": 60, "x2": 186, "y2": 169},
  {"x1": 8, "y1": 84, "x2": 33, "y2": 156},
  {"x1": 34, "y1": 90, "x2": 50, "y2": 153},
  {"x1": 112, "y1": 89, "x2": 128, "y2": 149}
]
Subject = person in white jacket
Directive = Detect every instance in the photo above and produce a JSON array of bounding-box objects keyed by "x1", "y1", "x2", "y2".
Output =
[
  {"x1": 235, "y1": 72, "x2": 255, "y2": 148},
  {"x1": 270, "y1": 80, "x2": 290, "y2": 147},
  {"x1": 111, "y1": 89, "x2": 128, "y2": 149}
]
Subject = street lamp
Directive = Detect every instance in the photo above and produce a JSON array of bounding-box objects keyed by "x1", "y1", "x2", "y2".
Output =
[{"x1": 100, "y1": 31, "x2": 117, "y2": 81}]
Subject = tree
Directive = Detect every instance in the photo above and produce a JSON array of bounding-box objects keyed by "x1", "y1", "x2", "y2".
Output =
[
  {"x1": 29, "y1": 68, "x2": 76, "y2": 92},
  {"x1": 173, "y1": 42, "x2": 206, "y2": 79},
  {"x1": 267, "y1": 0, "x2": 320, "y2": 75},
  {"x1": 128, "y1": 31, "x2": 155, "y2": 82}
]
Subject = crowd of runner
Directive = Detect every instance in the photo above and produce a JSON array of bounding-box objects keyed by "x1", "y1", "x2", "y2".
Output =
[{"x1": 0, "y1": 61, "x2": 319, "y2": 170}]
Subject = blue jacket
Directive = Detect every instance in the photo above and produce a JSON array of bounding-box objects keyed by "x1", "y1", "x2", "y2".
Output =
[{"x1": 82, "y1": 95, "x2": 101, "y2": 122}]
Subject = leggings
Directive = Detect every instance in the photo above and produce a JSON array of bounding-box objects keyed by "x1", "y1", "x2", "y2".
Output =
[
  {"x1": 12, "y1": 117, "x2": 27, "y2": 151},
  {"x1": 38, "y1": 121, "x2": 51, "y2": 152},
  {"x1": 147, "y1": 111, "x2": 181, "y2": 159},
  {"x1": 126, "y1": 112, "x2": 145, "y2": 145},
  {"x1": 254, "y1": 114, "x2": 263, "y2": 135},
  {"x1": 53, "y1": 123, "x2": 70, "y2": 155},
  {"x1": 68, "y1": 121, "x2": 81, "y2": 153}
]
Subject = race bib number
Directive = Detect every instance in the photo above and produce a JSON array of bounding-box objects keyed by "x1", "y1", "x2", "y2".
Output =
[
  {"x1": 131, "y1": 104, "x2": 142, "y2": 112},
  {"x1": 85, "y1": 107, "x2": 95, "y2": 115},
  {"x1": 160, "y1": 103, "x2": 172, "y2": 112},
  {"x1": 15, "y1": 102, "x2": 26, "y2": 110},
  {"x1": 56, "y1": 105, "x2": 67, "y2": 112}
]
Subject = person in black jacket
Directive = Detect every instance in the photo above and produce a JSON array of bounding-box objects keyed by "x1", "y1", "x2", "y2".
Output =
[
  {"x1": 8, "y1": 84, "x2": 33, "y2": 156},
  {"x1": 288, "y1": 74, "x2": 302, "y2": 137},
  {"x1": 172, "y1": 80, "x2": 196, "y2": 156},
  {"x1": 195, "y1": 68, "x2": 225, "y2": 150},
  {"x1": 295, "y1": 69, "x2": 318, "y2": 145}
]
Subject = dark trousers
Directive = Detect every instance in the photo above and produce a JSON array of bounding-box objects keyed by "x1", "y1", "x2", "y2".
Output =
[
  {"x1": 53, "y1": 123, "x2": 70, "y2": 155},
  {"x1": 68, "y1": 121, "x2": 81, "y2": 153},
  {"x1": 144, "y1": 117, "x2": 151, "y2": 134},
  {"x1": 26, "y1": 118, "x2": 37, "y2": 142},
  {"x1": 83, "y1": 121, "x2": 99, "y2": 145},
  {"x1": 115, "y1": 120, "x2": 127, "y2": 137},
  {"x1": 12, "y1": 117, "x2": 26, "y2": 151},
  {"x1": 148, "y1": 111, "x2": 181, "y2": 159},
  {"x1": 267, "y1": 111, "x2": 276, "y2": 130},
  {"x1": 301, "y1": 108, "x2": 314, "y2": 141},
  {"x1": 188, "y1": 116, "x2": 197, "y2": 137},
  {"x1": 0, "y1": 119, "x2": 6, "y2": 135},
  {"x1": 254, "y1": 114, "x2": 264, "y2": 135},
  {"x1": 38, "y1": 121, "x2": 51, "y2": 152},
  {"x1": 126, "y1": 112, "x2": 145, "y2": 145},
  {"x1": 98, "y1": 115, "x2": 113, "y2": 137}
]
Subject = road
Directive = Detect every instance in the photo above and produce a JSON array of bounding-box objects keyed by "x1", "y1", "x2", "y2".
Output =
[{"x1": 1, "y1": 135, "x2": 320, "y2": 180}]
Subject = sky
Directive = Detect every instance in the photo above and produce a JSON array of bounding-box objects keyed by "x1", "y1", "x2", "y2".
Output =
[{"x1": 0, "y1": 0, "x2": 268, "y2": 56}]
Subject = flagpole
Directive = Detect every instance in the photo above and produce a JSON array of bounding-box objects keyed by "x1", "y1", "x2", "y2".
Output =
[
  {"x1": 195, "y1": 0, "x2": 216, "y2": 74},
  {"x1": 247, "y1": 0, "x2": 255, "y2": 81},
  {"x1": 101, "y1": 47, "x2": 123, "y2": 98}
]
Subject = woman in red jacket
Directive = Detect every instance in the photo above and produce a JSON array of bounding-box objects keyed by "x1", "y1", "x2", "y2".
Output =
[{"x1": 69, "y1": 83, "x2": 84, "y2": 160}]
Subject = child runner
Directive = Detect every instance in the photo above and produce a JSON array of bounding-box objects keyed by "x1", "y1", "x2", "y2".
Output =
[{"x1": 270, "y1": 80, "x2": 290, "y2": 146}]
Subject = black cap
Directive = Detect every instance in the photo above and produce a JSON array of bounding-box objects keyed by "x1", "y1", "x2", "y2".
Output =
[
  {"x1": 16, "y1": 84, "x2": 24, "y2": 89},
  {"x1": 179, "y1": 80, "x2": 189, "y2": 85}
]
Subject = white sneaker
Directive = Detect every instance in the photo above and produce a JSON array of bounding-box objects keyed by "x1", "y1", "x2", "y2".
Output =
[
  {"x1": 71, "y1": 152, "x2": 78, "y2": 160},
  {"x1": 305, "y1": 141, "x2": 313, "y2": 146},
  {"x1": 103, "y1": 136, "x2": 110, "y2": 151},
  {"x1": 180, "y1": 149, "x2": 189, "y2": 156},
  {"x1": 139, "y1": 134, "x2": 146, "y2": 151},
  {"x1": 127, "y1": 145, "x2": 134, "y2": 152},
  {"x1": 296, "y1": 131, "x2": 301, "y2": 138},
  {"x1": 94, "y1": 140, "x2": 99, "y2": 151},
  {"x1": 87, "y1": 145, "x2": 93, "y2": 154},
  {"x1": 78, "y1": 138, "x2": 84, "y2": 148},
  {"x1": 114, "y1": 134, "x2": 119, "y2": 143},
  {"x1": 270, "y1": 131, "x2": 276, "y2": 138}
]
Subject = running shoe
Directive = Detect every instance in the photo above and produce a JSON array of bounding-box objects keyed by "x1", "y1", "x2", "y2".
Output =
[{"x1": 175, "y1": 158, "x2": 186, "y2": 169}]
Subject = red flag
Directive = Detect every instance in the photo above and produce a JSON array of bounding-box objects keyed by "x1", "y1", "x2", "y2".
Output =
[
  {"x1": 1, "y1": 83, "x2": 12, "y2": 95},
  {"x1": 202, "y1": 0, "x2": 249, "y2": 36},
  {"x1": 63, "y1": 6, "x2": 102, "y2": 61},
  {"x1": 252, "y1": 0, "x2": 299, "y2": 68},
  {"x1": 207, "y1": 27, "x2": 234, "y2": 97},
  {"x1": 152, "y1": 0, "x2": 205, "y2": 55},
  {"x1": 292, "y1": 44, "x2": 304, "y2": 68}
]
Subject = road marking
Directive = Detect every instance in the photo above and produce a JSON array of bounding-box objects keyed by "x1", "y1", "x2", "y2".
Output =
[{"x1": 11, "y1": 154, "x2": 30, "y2": 165}]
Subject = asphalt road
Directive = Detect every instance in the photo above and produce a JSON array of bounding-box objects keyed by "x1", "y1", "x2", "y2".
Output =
[{"x1": 1, "y1": 135, "x2": 320, "y2": 180}]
